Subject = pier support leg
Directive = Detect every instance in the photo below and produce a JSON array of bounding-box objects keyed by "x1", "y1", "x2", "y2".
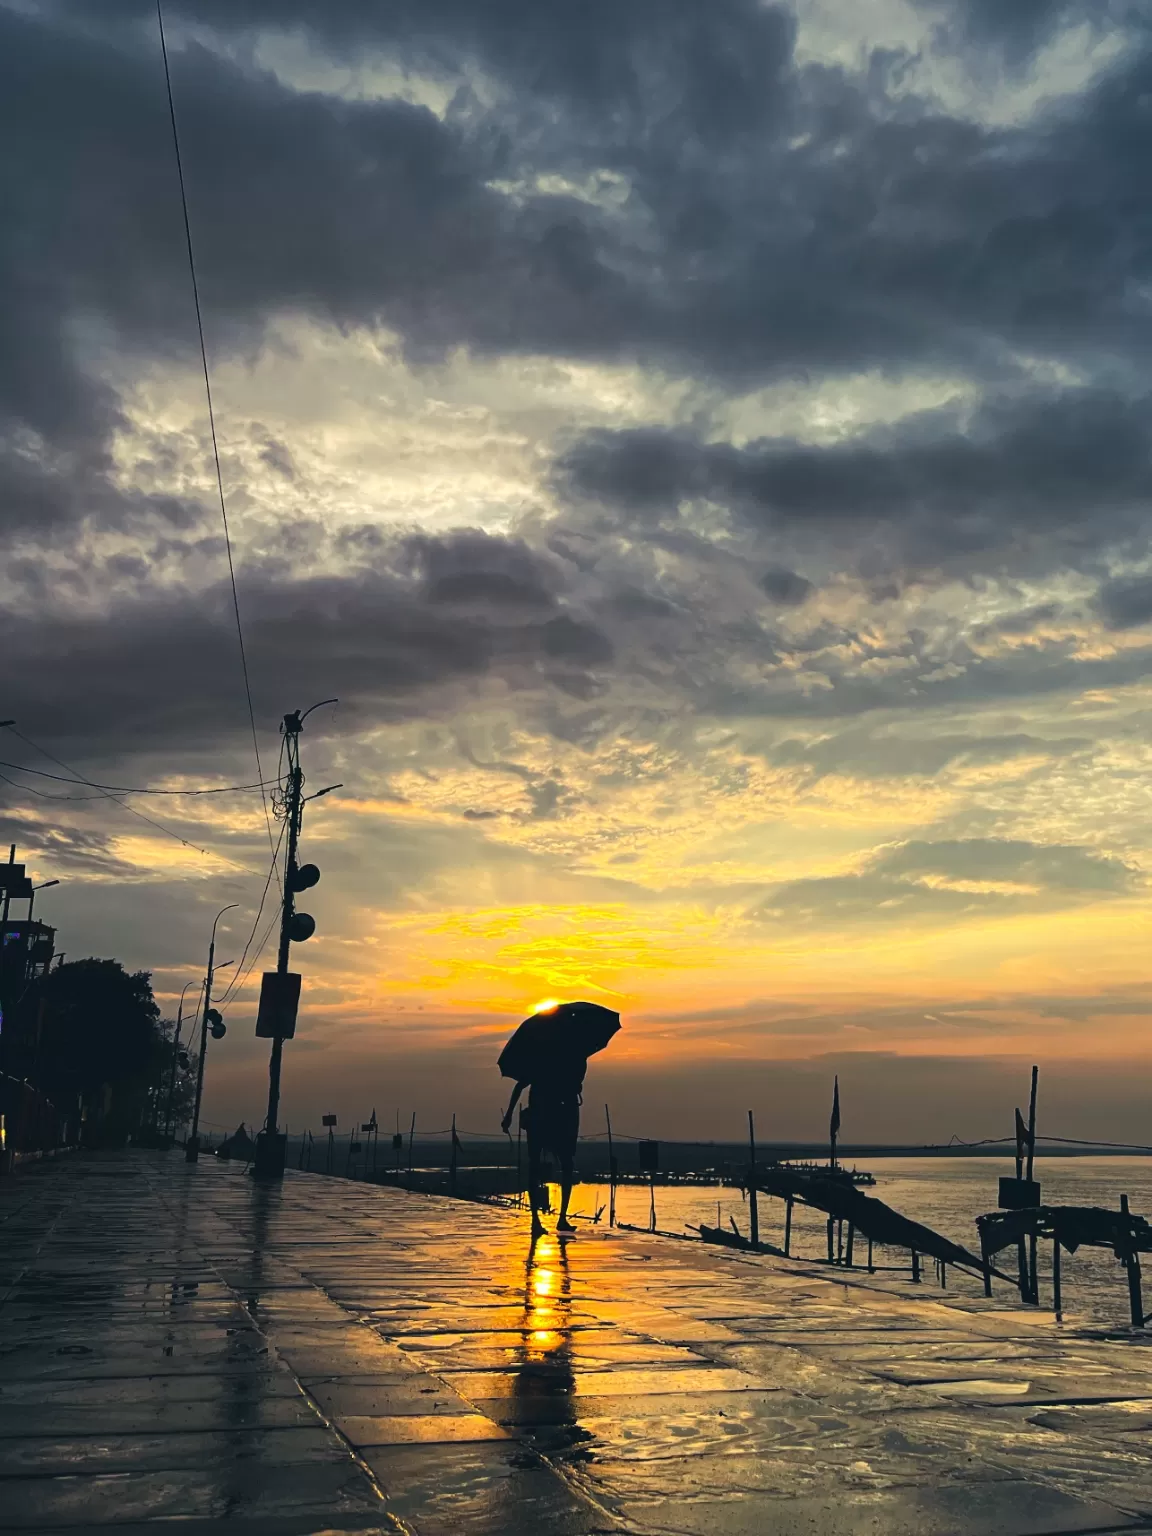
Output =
[
  {"x1": 911, "y1": 1250, "x2": 920, "y2": 1284},
  {"x1": 1017, "y1": 1237, "x2": 1030, "y2": 1303},
  {"x1": 1052, "y1": 1236, "x2": 1062, "y2": 1320},
  {"x1": 784, "y1": 1196, "x2": 793, "y2": 1257},
  {"x1": 827, "y1": 1217, "x2": 835, "y2": 1263},
  {"x1": 867, "y1": 1237, "x2": 874, "y2": 1274},
  {"x1": 1122, "y1": 1195, "x2": 1143, "y2": 1327},
  {"x1": 980, "y1": 1232, "x2": 992, "y2": 1298},
  {"x1": 846, "y1": 1224, "x2": 855, "y2": 1267},
  {"x1": 1128, "y1": 1254, "x2": 1144, "y2": 1328},
  {"x1": 1028, "y1": 1233, "x2": 1038, "y2": 1306}
]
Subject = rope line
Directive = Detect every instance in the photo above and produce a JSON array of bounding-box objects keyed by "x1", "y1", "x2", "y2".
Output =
[{"x1": 156, "y1": 0, "x2": 277, "y2": 869}]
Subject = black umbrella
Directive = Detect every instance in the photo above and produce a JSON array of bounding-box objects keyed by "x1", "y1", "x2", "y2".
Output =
[{"x1": 498, "y1": 1001, "x2": 621, "y2": 1082}]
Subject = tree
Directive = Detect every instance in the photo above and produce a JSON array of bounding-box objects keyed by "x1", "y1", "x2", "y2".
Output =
[{"x1": 37, "y1": 959, "x2": 162, "y2": 1143}]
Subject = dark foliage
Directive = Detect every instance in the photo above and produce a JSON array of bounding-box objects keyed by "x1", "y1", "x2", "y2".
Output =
[{"x1": 38, "y1": 958, "x2": 161, "y2": 1106}]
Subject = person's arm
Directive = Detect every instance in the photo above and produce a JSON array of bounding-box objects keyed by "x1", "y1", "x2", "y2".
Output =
[{"x1": 501, "y1": 1080, "x2": 527, "y2": 1133}]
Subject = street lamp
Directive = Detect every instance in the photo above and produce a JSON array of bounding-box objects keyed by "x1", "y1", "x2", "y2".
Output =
[
  {"x1": 185, "y1": 904, "x2": 237, "y2": 1164},
  {"x1": 164, "y1": 979, "x2": 200, "y2": 1143},
  {"x1": 27, "y1": 879, "x2": 59, "y2": 922}
]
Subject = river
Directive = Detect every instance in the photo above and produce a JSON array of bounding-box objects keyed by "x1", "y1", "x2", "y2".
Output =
[{"x1": 560, "y1": 1155, "x2": 1152, "y2": 1329}]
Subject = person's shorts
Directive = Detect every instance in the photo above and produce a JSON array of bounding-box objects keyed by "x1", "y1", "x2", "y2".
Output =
[{"x1": 524, "y1": 1097, "x2": 580, "y2": 1161}]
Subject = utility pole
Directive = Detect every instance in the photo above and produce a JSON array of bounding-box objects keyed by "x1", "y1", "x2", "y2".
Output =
[
  {"x1": 186, "y1": 905, "x2": 236, "y2": 1163},
  {"x1": 253, "y1": 702, "x2": 339, "y2": 1179}
]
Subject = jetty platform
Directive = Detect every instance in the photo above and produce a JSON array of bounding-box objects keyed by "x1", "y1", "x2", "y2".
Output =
[{"x1": 5, "y1": 1154, "x2": 1152, "y2": 1534}]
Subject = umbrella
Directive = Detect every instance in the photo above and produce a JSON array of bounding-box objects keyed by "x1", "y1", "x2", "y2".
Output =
[{"x1": 498, "y1": 1001, "x2": 621, "y2": 1082}]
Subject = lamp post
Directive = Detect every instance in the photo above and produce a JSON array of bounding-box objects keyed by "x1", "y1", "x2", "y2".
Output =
[
  {"x1": 185, "y1": 903, "x2": 237, "y2": 1164},
  {"x1": 164, "y1": 979, "x2": 199, "y2": 1143},
  {"x1": 27, "y1": 879, "x2": 59, "y2": 922}
]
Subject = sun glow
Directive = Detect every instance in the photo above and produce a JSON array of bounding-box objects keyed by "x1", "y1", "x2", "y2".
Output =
[{"x1": 532, "y1": 998, "x2": 561, "y2": 1013}]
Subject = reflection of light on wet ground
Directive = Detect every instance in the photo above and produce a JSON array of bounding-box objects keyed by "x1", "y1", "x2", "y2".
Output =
[{"x1": 518, "y1": 1235, "x2": 574, "y2": 1372}]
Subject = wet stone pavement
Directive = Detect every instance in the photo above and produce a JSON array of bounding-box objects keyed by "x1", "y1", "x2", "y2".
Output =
[{"x1": 5, "y1": 1155, "x2": 1152, "y2": 1534}]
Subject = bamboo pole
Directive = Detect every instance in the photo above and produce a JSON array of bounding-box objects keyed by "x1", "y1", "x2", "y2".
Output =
[
  {"x1": 605, "y1": 1104, "x2": 616, "y2": 1228},
  {"x1": 1026, "y1": 1066, "x2": 1039, "y2": 1304},
  {"x1": 747, "y1": 1110, "x2": 759, "y2": 1250},
  {"x1": 1122, "y1": 1195, "x2": 1144, "y2": 1327}
]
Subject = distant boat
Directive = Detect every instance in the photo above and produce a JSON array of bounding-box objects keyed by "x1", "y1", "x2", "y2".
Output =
[{"x1": 779, "y1": 1160, "x2": 875, "y2": 1186}]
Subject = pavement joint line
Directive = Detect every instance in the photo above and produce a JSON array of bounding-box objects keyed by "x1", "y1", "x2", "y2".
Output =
[
  {"x1": 143, "y1": 1160, "x2": 636, "y2": 1535},
  {"x1": 143, "y1": 1167, "x2": 412, "y2": 1536}
]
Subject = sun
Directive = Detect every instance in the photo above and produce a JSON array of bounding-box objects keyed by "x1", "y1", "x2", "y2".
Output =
[{"x1": 532, "y1": 998, "x2": 561, "y2": 1014}]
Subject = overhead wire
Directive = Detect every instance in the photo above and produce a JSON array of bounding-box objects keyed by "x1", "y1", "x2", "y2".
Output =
[
  {"x1": 0, "y1": 768, "x2": 112, "y2": 803},
  {"x1": 155, "y1": 0, "x2": 278, "y2": 871},
  {"x1": 0, "y1": 758, "x2": 279, "y2": 796},
  {"x1": 216, "y1": 820, "x2": 286, "y2": 1007},
  {"x1": 0, "y1": 723, "x2": 247, "y2": 864}
]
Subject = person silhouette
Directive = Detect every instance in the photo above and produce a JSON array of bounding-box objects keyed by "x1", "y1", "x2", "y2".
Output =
[{"x1": 502, "y1": 1048, "x2": 585, "y2": 1238}]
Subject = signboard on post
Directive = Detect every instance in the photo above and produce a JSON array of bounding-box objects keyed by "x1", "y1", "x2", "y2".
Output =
[
  {"x1": 255, "y1": 972, "x2": 302, "y2": 1039},
  {"x1": 638, "y1": 1140, "x2": 660, "y2": 1171},
  {"x1": 322, "y1": 1114, "x2": 337, "y2": 1128}
]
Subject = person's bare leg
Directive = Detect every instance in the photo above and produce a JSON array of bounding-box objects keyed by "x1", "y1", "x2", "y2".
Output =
[
  {"x1": 557, "y1": 1158, "x2": 575, "y2": 1232},
  {"x1": 527, "y1": 1142, "x2": 546, "y2": 1236}
]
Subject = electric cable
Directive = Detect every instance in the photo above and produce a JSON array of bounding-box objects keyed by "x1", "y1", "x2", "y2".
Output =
[
  {"x1": 216, "y1": 820, "x2": 286, "y2": 1007},
  {"x1": 0, "y1": 723, "x2": 245, "y2": 863},
  {"x1": 0, "y1": 758, "x2": 279, "y2": 796},
  {"x1": 156, "y1": 0, "x2": 278, "y2": 869}
]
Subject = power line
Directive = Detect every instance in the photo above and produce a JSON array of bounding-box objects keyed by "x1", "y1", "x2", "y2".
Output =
[
  {"x1": 1, "y1": 724, "x2": 251, "y2": 867},
  {"x1": 217, "y1": 821, "x2": 286, "y2": 1006},
  {"x1": 0, "y1": 768, "x2": 111, "y2": 802},
  {"x1": 0, "y1": 758, "x2": 279, "y2": 796},
  {"x1": 155, "y1": 0, "x2": 278, "y2": 870}
]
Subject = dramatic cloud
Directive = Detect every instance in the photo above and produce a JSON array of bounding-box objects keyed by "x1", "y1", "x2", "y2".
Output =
[{"x1": 2, "y1": 0, "x2": 1151, "y2": 1134}]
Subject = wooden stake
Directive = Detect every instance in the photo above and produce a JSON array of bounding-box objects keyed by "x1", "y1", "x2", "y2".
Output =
[
  {"x1": 784, "y1": 1195, "x2": 793, "y2": 1257},
  {"x1": 407, "y1": 1111, "x2": 415, "y2": 1175},
  {"x1": 605, "y1": 1104, "x2": 616, "y2": 1228},
  {"x1": 911, "y1": 1249, "x2": 920, "y2": 1283},
  {"x1": 747, "y1": 1110, "x2": 759, "y2": 1250},
  {"x1": 1052, "y1": 1235, "x2": 1062, "y2": 1319},
  {"x1": 1122, "y1": 1195, "x2": 1144, "y2": 1327},
  {"x1": 1026, "y1": 1065, "x2": 1040, "y2": 1305}
]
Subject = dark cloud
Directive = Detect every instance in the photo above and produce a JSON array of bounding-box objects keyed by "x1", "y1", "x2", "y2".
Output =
[
  {"x1": 0, "y1": 535, "x2": 616, "y2": 768},
  {"x1": 7, "y1": 0, "x2": 1151, "y2": 533},
  {"x1": 769, "y1": 729, "x2": 1089, "y2": 780},
  {"x1": 757, "y1": 836, "x2": 1138, "y2": 927},
  {"x1": 556, "y1": 390, "x2": 1152, "y2": 576},
  {"x1": 759, "y1": 567, "x2": 814, "y2": 606},
  {"x1": 1094, "y1": 573, "x2": 1152, "y2": 630},
  {"x1": 914, "y1": 0, "x2": 1122, "y2": 64},
  {"x1": 0, "y1": 0, "x2": 1148, "y2": 768},
  {"x1": 406, "y1": 531, "x2": 560, "y2": 612},
  {"x1": 874, "y1": 837, "x2": 1135, "y2": 893}
]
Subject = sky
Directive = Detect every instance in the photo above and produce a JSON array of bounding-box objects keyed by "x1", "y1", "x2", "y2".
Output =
[{"x1": 2, "y1": 0, "x2": 1152, "y2": 1143}]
